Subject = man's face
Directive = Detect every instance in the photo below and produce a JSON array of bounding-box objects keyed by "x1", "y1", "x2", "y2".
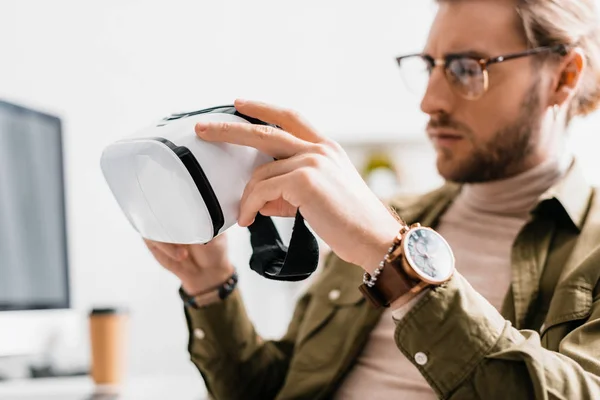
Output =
[{"x1": 421, "y1": 0, "x2": 552, "y2": 183}]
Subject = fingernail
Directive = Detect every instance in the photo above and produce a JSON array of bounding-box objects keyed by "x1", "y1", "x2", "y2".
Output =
[
  {"x1": 235, "y1": 98, "x2": 246, "y2": 106},
  {"x1": 195, "y1": 122, "x2": 207, "y2": 133},
  {"x1": 239, "y1": 218, "x2": 251, "y2": 227}
]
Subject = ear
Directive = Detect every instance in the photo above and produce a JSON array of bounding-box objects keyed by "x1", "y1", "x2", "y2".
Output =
[{"x1": 550, "y1": 47, "x2": 586, "y2": 108}]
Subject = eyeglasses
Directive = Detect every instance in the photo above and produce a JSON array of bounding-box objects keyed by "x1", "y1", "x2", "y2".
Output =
[{"x1": 396, "y1": 44, "x2": 568, "y2": 100}]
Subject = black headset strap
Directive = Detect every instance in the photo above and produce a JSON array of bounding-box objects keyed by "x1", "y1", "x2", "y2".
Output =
[
  {"x1": 174, "y1": 105, "x2": 319, "y2": 281},
  {"x1": 247, "y1": 211, "x2": 319, "y2": 281}
]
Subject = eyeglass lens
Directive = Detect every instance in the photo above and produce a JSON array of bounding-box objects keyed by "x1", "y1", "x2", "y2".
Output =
[{"x1": 399, "y1": 56, "x2": 487, "y2": 100}]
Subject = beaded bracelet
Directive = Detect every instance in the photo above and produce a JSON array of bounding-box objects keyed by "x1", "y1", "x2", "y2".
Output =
[{"x1": 362, "y1": 226, "x2": 407, "y2": 287}]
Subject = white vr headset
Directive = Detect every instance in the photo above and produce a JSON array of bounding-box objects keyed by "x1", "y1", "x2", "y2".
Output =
[{"x1": 100, "y1": 105, "x2": 318, "y2": 281}]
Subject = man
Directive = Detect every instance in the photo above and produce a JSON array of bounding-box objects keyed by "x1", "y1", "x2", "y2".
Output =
[{"x1": 145, "y1": 0, "x2": 600, "y2": 398}]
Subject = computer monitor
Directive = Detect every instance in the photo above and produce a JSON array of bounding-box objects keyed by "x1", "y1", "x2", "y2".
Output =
[{"x1": 0, "y1": 100, "x2": 70, "y2": 357}]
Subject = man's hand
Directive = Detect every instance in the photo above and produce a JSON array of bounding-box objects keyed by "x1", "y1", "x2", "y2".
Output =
[
  {"x1": 194, "y1": 99, "x2": 401, "y2": 273},
  {"x1": 144, "y1": 233, "x2": 235, "y2": 295}
]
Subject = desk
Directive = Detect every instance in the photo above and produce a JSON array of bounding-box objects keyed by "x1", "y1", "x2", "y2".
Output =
[{"x1": 0, "y1": 375, "x2": 208, "y2": 400}]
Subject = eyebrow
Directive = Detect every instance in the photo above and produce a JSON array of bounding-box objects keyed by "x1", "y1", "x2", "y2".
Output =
[{"x1": 423, "y1": 49, "x2": 492, "y2": 60}]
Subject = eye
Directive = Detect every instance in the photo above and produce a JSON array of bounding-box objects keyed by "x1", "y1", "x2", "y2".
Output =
[
  {"x1": 445, "y1": 58, "x2": 486, "y2": 99},
  {"x1": 425, "y1": 58, "x2": 436, "y2": 75},
  {"x1": 449, "y1": 58, "x2": 480, "y2": 77}
]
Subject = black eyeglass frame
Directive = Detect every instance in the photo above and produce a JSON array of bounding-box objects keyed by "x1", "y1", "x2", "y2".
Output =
[{"x1": 395, "y1": 44, "x2": 569, "y2": 99}]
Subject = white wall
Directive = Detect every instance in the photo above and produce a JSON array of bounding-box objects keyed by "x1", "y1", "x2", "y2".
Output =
[
  {"x1": 1, "y1": 0, "x2": 600, "y2": 379},
  {"x1": 0, "y1": 0, "x2": 438, "y2": 378}
]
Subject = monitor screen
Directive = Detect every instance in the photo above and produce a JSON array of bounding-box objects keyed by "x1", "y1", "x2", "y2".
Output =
[{"x1": 0, "y1": 100, "x2": 69, "y2": 310}]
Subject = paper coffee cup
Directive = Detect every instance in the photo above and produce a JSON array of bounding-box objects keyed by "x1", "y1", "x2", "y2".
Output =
[{"x1": 89, "y1": 308, "x2": 128, "y2": 385}]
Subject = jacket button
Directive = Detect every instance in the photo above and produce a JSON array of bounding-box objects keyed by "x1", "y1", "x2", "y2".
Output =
[
  {"x1": 328, "y1": 289, "x2": 341, "y2": 301},
  {"x1": 414, "y1": 352, "x2": 428, "y2": 366},
  {"x1": 194, "y1": 328, "x2": 206, "y2": 340}
]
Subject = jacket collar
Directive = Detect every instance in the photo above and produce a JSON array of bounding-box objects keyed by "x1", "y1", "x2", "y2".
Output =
[
  {"x1": 389, "y1": 159, "x2": 592, "y2": 231},
  {"x1": 536, "y1": 160, "x2": 592, "y2": 231}
]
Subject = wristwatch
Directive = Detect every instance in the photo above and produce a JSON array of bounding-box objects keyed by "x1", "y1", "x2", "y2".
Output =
[{"x1": 359, "y1": 223, "x2": 455, "y2": 308}]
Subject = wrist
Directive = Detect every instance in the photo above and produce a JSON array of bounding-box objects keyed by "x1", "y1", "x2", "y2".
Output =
[
  {"x1": 390, "y1": 287, "x2": 429, "y2": 310},
  {"x1": 359, "y1": 221, "x2": 455, "y2": 309},
  {"x1": 180, "y1": 269, "x2": 238, "y2": 308},
  {"x1": 360, "y1": 221, "x2": 403, "y2": 275},
  {"x1": 181, "y1": 263, "x2": 235, "y2": 296},
  {"x1": 390, "y1": 289, "x2": 429, "y2": 319}
]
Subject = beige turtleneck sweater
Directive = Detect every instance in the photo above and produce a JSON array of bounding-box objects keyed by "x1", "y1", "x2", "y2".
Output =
[{"x1": 334, "y1": 156, "x2": 571, "y2": 399}]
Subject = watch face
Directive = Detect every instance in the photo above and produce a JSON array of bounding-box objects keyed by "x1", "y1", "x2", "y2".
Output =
[{"x1": 403, "y1": 227, "x2": 454, "y2": 283}]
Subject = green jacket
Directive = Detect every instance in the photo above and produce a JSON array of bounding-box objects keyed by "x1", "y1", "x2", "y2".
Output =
[{"x1": 184, "y1": 162, "x2": 600, "y2": 399}]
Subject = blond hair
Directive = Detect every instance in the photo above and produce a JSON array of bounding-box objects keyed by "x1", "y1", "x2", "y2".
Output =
[
  {"x1": 440, "y1": 0, "x2": 600, "y2": 122},
  {"x1": 519, "y1": 0, "x2": 600, "y2": 121}
]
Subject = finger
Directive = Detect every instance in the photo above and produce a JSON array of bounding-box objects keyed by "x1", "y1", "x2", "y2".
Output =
[
  {"x1": 234, "y1": 99, "x2": 325, "y2": 143},
  {"x1": 258, "y1": 199, "x2": 297, "y2": 218},
  {"x1": 239, "y1": 173, "x2": 300, "y2": 226},
  {"x1": 240, "y1": 154, "x2": 316, "y2": 211},
  {"x1": 250, "y1": 153, "x2": 320, "y2": 183},
  {"x1": 144, "y1": 239, "x2": 187, "y2": 261},
  {"x1": 147, "y1": 244, "x2": 184, "y2": 274},
  {"x1": 195, "y1": 120, "x2": 309, "y2": 159}
]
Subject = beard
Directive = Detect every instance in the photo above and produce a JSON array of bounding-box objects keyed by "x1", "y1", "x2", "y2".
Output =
[{"x1": 430, "y1": 79, "x2": 543, "y2": 183}]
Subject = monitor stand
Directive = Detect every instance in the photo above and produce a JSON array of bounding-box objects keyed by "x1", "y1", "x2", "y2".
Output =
[{"x1": 0, "y1": 309, "x2": 82, "y2": 379}]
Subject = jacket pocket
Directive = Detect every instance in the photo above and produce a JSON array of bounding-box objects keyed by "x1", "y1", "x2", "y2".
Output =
[{"x1": 540, "y1": 284, "x2": 593, "y2": 350}]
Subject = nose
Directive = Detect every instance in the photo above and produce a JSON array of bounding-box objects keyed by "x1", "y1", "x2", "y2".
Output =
[{"x1": 420, "y1": 66, "x2": 455, "y2": 117}]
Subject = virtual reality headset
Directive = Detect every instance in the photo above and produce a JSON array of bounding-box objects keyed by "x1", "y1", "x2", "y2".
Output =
[{"x1": 100, "y1": 105, "x2": 318, "y2": 281}]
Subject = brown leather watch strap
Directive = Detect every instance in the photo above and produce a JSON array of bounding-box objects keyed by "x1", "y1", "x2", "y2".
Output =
[{"x1": 359, "y1": 258, "x2": 416, "y2": 308}]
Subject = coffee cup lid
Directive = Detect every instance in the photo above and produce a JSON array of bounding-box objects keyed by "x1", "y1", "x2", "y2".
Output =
[{"x1": 90, "y1": 307, "x2": 128, "y2": 316}]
